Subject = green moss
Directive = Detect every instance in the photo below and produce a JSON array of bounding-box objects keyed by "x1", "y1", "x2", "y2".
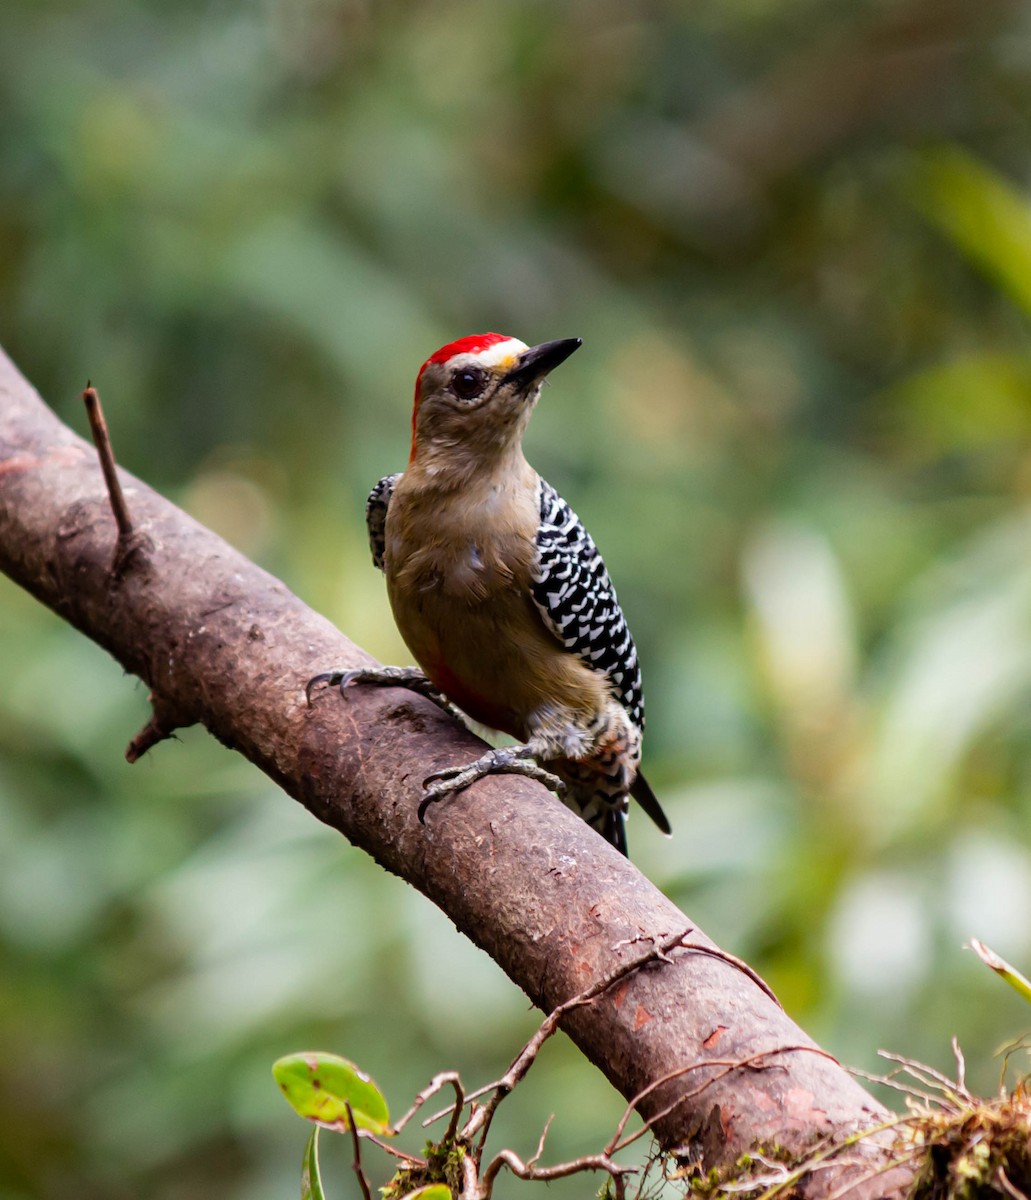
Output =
[
  {"x1": 906, "y1": 1092, "x2": 1031, "y2": 1200},
  {"x1": 381, "y1": 1140, "x2": 465, "y2": 1200}
]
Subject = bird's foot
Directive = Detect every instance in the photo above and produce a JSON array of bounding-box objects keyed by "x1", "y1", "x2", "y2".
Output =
[
  {"x1": 418, "y1": 746, "x2": 566, "y2": 823},
  {"x1": 306, "y1": 665, "x2": 451, "y2": 711}
]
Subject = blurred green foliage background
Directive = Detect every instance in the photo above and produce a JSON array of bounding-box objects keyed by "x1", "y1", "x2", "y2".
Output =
[{"x1": 3, "y1": 0, "x2": 1031, "y2": 1196}]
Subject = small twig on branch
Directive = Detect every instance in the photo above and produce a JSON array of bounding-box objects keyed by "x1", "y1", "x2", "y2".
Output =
[
  {"x1": 527, "y1": 1113, "x2": 554, "y2": 1170},
  {"x1": 479, "y1": 1145, "x2": 635, "y2": 1199},
  {"x1": 848, "y1": 1066, "x2": 943, "y2": 1111},
  {"x1": 81, "y1": 382, "x2": 151, "y2": 577},
  {"x1": 951, "y1": 1037, "x2": 967, "y2": 1096},
  {"x1": 344, "y1": 1102, "x2": 374, "y2": 1200},
  {"x1": 125, "y1": 691, "x2": 195, "y2": 763},
  {"x1": 849, "y1": 1050, "x2": 974, "y2": 1112},
  {"x1": 359, "y1": 1134, "x2": 426, "y2": 1166},
  {"x1": 81, "y1": 383, "x2": 133, "y2": 542},
  {"x1": 679, "y1": 941, "x2": 782, "y2": 1008},
  {"x1": 613, "y1": 932, "x2": 780, "y2": 1005},
  {"x1": 877, "y1": 1051, "x2": 973, "y2": 1106},
  {"x1": 391, "y1": 1072, "x2": 466, "y2": 1142},
  {"x1": 611, "y1": 932, "x2": 683, "y2": 963}
]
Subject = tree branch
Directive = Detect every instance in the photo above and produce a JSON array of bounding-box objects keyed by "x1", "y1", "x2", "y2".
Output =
[{"x1": 0, "y1": 346, "x2": 913, "y2": 1197}]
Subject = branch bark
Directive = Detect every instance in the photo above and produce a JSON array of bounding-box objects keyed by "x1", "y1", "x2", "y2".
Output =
[{"x1": 0, "y1": 346, "x2": 912, "y2": 1197}]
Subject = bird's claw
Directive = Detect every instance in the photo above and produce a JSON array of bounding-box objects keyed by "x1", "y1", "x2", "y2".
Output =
[
  {"x1": 418, "y1": 777, "x2": 454, "y2": 824},
  {"x1": 417, "y1": 750, "x2": 566, "y2": 824},
  {"x1": 307, "y1": 666, "x2": 452, "y2": 711},
  {"x1": 305, "y1": 669, "x2": 365, "y2": 707},
  {"x1": 307, "y1": 665, "x2": 438, "y2": 704}
]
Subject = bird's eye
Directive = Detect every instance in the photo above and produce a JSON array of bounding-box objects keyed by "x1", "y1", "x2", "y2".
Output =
[{"x1": 451, "y1": 367, "x2": 487, "y2": 401}]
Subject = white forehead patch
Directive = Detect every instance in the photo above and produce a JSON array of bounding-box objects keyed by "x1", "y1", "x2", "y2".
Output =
[{"x1": 447, "y1": 337, "x2": 528, "y2": 373}]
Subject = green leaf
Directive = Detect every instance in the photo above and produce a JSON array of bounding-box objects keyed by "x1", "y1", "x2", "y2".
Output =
[
  {"x1": 273, "y1": 1053, "x2": 391, "y2": 1135},
  {"x1": 301, "y1": 1127, "x2": 327, "y2": 1200},
  {"x1": 969, "y1": 940, "x2": 1031, "y2": 1005},
  {"x1": 400, "y1": 1187, "x2": 452, "y2": 1200},
  {"x1": 881, "y1": 353, "x2": 1031, "y2": 459},
  {"x1": 913, "y1": 148, "x2": 1031, "y2": 320}
]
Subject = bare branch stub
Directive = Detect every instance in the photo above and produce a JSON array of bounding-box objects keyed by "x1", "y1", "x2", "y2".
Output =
[
  {"x1": 125, "y1": 691, "x2": 195, "y2": 764},
  {"x1": 81, "y1": 383, "x2": 152, "y2": 578},
  {"x1": 80, "y1": 386, "x2": 189, "y2": 760}
]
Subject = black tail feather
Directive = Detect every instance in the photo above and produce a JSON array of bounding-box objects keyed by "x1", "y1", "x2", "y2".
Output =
[
  {"x1": 600, "y1": 807, "x2": 629, "y2": 857},
  {"x1": 630, "y1": 771, "x2": 672, "y2": 835}
]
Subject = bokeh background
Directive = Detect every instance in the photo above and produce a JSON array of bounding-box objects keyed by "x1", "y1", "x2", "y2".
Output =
[{"x1": 3, "y1": 0, "x2": 1031, "y2": 1196}]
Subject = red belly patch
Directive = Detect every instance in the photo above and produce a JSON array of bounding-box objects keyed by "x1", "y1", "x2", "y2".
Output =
[{"x1": 426, "y1": 660, "x2": 518, "y2": 736}]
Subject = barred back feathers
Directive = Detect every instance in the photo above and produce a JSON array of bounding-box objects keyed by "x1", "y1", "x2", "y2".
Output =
[{"x1": 531, "y1": 479, "x2": 645, "y2": 732}]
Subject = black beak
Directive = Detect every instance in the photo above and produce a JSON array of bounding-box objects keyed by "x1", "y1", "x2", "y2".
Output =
[{"x1": 503, "y1": 338, "x2": 582, "y2": 389}]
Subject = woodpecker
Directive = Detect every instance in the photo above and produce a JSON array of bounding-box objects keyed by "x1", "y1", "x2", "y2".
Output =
[{"x1": 308, "y1": 333, "x2": 670, "y2": 855}]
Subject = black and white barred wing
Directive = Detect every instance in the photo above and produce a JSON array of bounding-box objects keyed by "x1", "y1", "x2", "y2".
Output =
[
  {"x1": 530, "y1": 479, "x2": 645, "y2": 731},
  {"x1": 366, "y1": 473, "x2": 401, "y2": 571}
]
